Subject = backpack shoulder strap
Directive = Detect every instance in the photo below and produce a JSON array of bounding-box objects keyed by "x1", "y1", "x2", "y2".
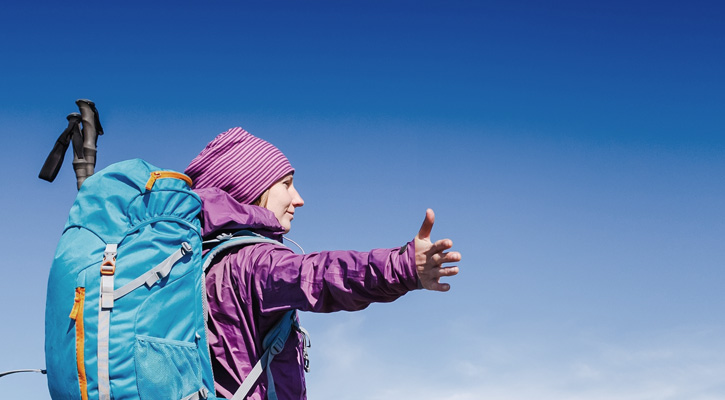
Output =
[
  {"x1": 230, "y1": 310, "x2": 298, "y2": 400},
  {"x1": 202, "y1": 230, "x2": 281, "y2": 273},
  {"x1": 203, "y1": 232, "x2": 308, "y2": 400}
]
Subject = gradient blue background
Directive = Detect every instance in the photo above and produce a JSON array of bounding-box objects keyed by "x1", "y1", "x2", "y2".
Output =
[{"x1": 1, "y1": 1, "x2": 723, "y2": 399}]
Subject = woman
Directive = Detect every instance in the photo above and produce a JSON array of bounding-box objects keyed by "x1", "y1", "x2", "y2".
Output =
[{"x1": 185, "y1": 127, "x2": 460, "y2": 399}]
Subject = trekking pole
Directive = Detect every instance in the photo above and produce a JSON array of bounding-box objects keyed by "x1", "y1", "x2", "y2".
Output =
[
  {"x1": 0, "y1": 369, "x2": 47, "y2": 378},
  {"x1": 39, "y1": 100, "x2": 104, "y2": 189},
  {"x1": 38, "y1": 113, "x2": 83, "y2": 183},
  {"x1": 75, "y1": 99, "x2": 104, "y2": 188}
]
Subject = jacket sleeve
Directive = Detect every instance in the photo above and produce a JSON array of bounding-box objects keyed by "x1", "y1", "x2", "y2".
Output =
[{"x1": 233, "y1": 241, "x2": 420, "y2": 314}]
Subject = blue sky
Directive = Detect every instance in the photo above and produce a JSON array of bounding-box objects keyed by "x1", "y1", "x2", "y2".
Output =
[{"x1": 1, "y1": 1, "x2": 724, "y2": 399}]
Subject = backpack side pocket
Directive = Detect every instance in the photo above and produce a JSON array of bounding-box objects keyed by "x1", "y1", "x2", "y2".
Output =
[{"x1": 135, "y1": 335, "x2": 204, "y2": 400}]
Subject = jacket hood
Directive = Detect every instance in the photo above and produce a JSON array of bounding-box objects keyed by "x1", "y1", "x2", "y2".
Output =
[{"x1": 194, "y1": 187, "x2": 286, "y2": 240}]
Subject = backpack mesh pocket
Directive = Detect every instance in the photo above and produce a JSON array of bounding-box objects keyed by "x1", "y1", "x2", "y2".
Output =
[{"x1": 135, "y1": 335, "x2": 204, "y2": 400}]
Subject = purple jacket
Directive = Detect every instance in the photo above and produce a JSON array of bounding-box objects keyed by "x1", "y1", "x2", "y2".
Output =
[{"x1": 197, "y1": 188, "x2": 420, "y2": 399}]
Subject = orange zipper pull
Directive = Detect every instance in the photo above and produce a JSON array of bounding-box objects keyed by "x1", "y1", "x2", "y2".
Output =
[
  {"x1": 69, "y1": 287, "x2": 85, "y2": 320},
  {"x1": 145, "y1": 171, "x2": 193, "y2": 191}
]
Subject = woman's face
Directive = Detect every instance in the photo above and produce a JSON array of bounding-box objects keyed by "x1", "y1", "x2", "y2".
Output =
[{"x1": 264, "y1": 174, "x2": 304, "y2": 233}]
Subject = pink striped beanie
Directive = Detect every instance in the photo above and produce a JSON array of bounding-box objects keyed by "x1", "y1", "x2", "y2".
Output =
[{"x1": 184, "y1": 127, "x2": 294, "y2": 204}]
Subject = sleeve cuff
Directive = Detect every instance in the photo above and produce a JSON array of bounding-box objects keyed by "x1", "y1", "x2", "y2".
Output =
[{"x1": 399, "y1": 240, "x2": 422, "y2": 290}]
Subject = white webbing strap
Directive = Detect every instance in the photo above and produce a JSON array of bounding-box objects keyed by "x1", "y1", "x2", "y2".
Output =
[
  {"x1": 98, "y1": 243, "x2": 117, "y2": 400},
  {"x1": 97, "y1": 307, "x2": 111, "y2": 400},
  {"x1": 231, "y1": 353, "x2": 266, "y2": 400},
  {"x1": 180, "y1": 387, "x2": 208, "y2": 400},
  {"x1": 113, "y1": 242, "x2": 191, "y2": 300}
]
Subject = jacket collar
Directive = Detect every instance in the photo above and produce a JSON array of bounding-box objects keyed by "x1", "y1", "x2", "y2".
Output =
[{"x1": 194, "y1": 187, "x2": 285, "y2": 241}]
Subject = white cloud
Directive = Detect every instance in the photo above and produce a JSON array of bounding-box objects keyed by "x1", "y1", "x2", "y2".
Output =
[{"x1": 305, "y1": 321, "x2": 725, "y2": 400}]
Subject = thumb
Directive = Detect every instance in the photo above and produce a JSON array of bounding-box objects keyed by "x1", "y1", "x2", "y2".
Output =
[{"x1": 416, "y1": 208, "x2": 435, "y2": 240}]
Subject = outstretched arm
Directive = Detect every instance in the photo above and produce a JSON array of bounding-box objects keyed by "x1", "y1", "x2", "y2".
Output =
[{"x1": 415, "y1": 209, "x2": 461, "y2": 291}]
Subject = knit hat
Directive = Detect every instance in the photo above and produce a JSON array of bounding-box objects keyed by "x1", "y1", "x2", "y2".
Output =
[{"x1": 185, "y1": 127, "x2": 294, "y2": 204}]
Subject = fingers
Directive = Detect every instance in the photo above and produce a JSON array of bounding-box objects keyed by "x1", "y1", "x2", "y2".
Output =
[
  {"x1": 429, "y1": 238, "x2": 454, "y2": 255},
  {"x1": 416, "y1": 208, "x2": 435, "y2": 240},
  {"x1": 437, "y1": 265, "x2": 459, "y2": 278},
  {"x1": 430, "y1": 250, "x2": 461, "y2": 266},
  {"x1": 421, "y1": 264, "x2": 459, "y2": 292},
  {"x1": 429, "y1": 281, "x2": 452, "y2": 292}
]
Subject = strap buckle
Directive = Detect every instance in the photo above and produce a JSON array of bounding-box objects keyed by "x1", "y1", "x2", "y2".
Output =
[
  {"x1": 296, "y1": 324, "x2": 312, "y2": 373},
  {"x1": 100, "y1": 244, "x2": 118, "y2": 309},
  {"x1": 101, "y1": 244, "x2": 117, "y2": 275}
]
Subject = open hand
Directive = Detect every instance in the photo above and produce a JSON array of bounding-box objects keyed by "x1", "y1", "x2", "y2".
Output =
[{"x1": 414, "y1": 209, "x2": 460, "y2": 291}]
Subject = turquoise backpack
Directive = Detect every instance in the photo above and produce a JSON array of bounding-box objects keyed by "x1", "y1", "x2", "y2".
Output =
[{"x1": 44, "y1": 159, "x2": 303, "y2": 400}]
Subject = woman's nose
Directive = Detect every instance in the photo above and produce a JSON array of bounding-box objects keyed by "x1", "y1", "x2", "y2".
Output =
[{"x1": 291, "y1": 188, "x2": 304, "y2": 207}]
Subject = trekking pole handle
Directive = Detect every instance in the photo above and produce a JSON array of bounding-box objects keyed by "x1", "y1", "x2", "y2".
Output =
[{"x1": 76, "y1": 99, "x2": 102, "y2": 178}]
